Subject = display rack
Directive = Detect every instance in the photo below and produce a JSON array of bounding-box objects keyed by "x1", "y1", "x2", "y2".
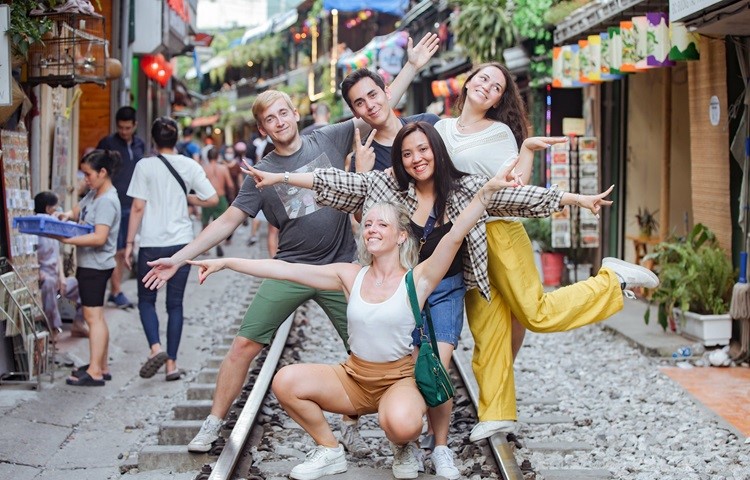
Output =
[
  {"x1": 0, "y1": 257, "x2": 52, "y2": 388},
  {"x1": 550, "y1": 135, "x2": 601, "y2": 282}
]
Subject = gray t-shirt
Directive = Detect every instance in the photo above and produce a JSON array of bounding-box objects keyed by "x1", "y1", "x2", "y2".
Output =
[
  {"x1": 77, "y1": 187, "x2": 120, "y2": 270},
  {"x1": 233, "y1": 121, "x2": 356, "y2": 265}
]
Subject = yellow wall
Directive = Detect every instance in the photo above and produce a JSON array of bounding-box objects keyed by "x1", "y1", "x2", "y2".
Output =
[{"x1": 624, "y1": 63, "x2": 693, "y2": 263}]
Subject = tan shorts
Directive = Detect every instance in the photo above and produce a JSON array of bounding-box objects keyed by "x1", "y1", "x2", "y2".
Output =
[{"x1": 332, "y1": 354, "x2": 416, "y2": 416}]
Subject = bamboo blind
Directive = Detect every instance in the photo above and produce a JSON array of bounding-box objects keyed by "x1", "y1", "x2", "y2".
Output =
[{"x1": 687, "y1": 37, "x2": 732, "y2": 252}]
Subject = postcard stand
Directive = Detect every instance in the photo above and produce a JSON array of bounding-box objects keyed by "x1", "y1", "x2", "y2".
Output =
[{"x1": 0, "y1": 258, "x2": 54, "y2": 388}]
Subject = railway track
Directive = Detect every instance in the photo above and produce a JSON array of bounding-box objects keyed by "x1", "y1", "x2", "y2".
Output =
[{"x1": 138, "y1": 275, "x2": 606, "y2": 479}]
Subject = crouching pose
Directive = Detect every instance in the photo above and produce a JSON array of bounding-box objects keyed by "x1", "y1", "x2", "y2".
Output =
[{"x1": 188, "y1": 157, "x2": 532, "y2": 479}]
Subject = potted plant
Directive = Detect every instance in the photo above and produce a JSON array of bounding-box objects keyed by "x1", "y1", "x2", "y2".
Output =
[
  {"x1": 644, "y1": 223, "x2": 734, "y2": 346},
  {"x1": 522, "y1": 218, "x2": 565, "y2": 286},
  {"x1": 635, "y1": 207, "x2": 659, "y2": 238}
]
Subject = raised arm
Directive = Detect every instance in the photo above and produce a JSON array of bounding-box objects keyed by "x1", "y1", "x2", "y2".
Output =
[
  {"x1": 412, "y1": 158, "x2": 520, "y2": 306},
  {"x1": 187, "y1": 257, "x2": 355, "y2": 294},
  {"x1": 351, "y1": 33, "x2": 439, "y2": 132},
  {"x1": 243, "y1": 162, "x2": 374, "y2": 215}
]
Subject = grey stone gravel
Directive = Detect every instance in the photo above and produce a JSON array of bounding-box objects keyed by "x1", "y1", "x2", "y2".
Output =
[{"x1": 512, "y1": 325, "x2": 750, "y2": 480}]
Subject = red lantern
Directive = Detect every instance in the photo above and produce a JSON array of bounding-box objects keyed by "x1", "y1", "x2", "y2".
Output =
[{"x1": 141, "y1": 53, "x2": 171, "y2": 87}]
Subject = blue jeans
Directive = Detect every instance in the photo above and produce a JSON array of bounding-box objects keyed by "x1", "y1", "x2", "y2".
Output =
[
  {"x1": 412, "y1": 271, "x2": 466, "y2": 348},
  {"x1": 137, "y1": 245, "x2": 190, "y2": 360}
]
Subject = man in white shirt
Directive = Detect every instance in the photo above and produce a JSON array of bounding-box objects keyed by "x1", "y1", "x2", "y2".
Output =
[{"x1": 125, "y1": 117, "x2": 218, "y2": 381}]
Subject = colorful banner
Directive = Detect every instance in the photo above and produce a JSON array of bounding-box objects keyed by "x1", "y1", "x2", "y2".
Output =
[
  {"x1": 669, "y1": 21, "x2": 700, "y2": 60},
  {"x1": 646, "y1": 12, "x2": 675, "y2": 67}
]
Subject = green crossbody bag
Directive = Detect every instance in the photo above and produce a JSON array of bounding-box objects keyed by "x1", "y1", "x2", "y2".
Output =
[{"x1": 405, "y1": 270, "x2": 455, "y2": 407}]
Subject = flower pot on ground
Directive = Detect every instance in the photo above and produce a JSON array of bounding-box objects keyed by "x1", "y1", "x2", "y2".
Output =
[
  {"x1": 645, "y1": 224, "x2": 734, "y2": 343},
  {"x1": 522, "y1": 218, "x2": 564, "y2": 286},
  {"x1": 673, "y1": 308, "x2": 732, "y2": 346}
]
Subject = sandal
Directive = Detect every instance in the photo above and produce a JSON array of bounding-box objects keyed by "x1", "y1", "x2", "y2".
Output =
[
  {"x1": 139, "y1": 351, "x2": 168, "y2": 378},
  {"x1": 66, "y1": 371, "x2": 105, "y2": 387},
  {"x1": 165, "y1": 369, "x2": 184, "y2": 381},
  {"x1": 72, "y1": 365, "x2": 112, "y2": 381}
]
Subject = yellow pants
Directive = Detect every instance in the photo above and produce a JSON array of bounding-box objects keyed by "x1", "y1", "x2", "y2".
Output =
[{"x1": 465, "y1": 220, "x2": 623, "y2": 421}]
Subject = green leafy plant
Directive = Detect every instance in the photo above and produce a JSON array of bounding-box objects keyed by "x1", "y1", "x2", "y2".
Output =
[
  {"x1": 454, "y1": 0, "x2": 517, "y2": 63},
  {"x1": 644, "y1": 224, "x2": 734, "y2": 331},
  {"x1": 522, "y1": 217, "x2": 553, "y2": 252},
  {"x1": 635, "y1": 207, "x2": 659, "y2": 237},
  {"x1": 6, "y1": 0, "x2": 102, "y2": 59}
]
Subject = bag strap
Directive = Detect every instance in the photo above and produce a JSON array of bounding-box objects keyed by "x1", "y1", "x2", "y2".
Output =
[
  {"x1": 418, "y1": 207, "x2": 438, "y2": 252},
  {"x1": 157, "y1": 154, "x2": 187, "y2": 196},
  {"x1": 405, "y1": 270, "x2": 440, "y2": 351}
]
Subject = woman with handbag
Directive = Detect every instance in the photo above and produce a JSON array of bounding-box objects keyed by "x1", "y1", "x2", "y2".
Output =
[
  {"x1": 243, "y1": 120, "x2": 656, "y2": 462},
  {"x1": 187, "y1": 150, "x2": 527, "y2": 480}
]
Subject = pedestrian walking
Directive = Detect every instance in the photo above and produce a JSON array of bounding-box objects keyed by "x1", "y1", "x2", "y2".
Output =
[
  {"x1": 96, "y1": 106, "x2": 145, "y2": 309},
  {"x1": 124, "y1": 117, "x2": 218, "y2": 381}
]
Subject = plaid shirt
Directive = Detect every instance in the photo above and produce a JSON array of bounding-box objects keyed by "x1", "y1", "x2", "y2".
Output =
[{"x1": 313, "y1": 169, "x2": 563, "y2": 301}]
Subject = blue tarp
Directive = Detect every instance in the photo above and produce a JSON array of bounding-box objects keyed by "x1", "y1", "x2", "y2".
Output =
[{"x1": 323, "y1": 0, "x2": 408, "y2": 16}]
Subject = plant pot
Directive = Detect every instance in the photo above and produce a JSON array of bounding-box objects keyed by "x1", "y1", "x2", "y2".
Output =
[
  {"x1": 541, "y1": 252, "x2": 565, "y2": 287},
  {"x1": 673, "y1": 308, "x2": 732, "y2": 347}
]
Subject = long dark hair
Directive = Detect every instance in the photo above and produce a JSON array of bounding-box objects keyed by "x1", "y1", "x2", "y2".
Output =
[
  {"x1": 391, "y1": 122, "x2": 468, "y2": 225},
  {"x1": 455, "y1": 62, "x2": 529, "y2": 148}
]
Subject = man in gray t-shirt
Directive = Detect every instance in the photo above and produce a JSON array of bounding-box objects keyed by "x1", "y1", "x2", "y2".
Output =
[{"x1": 145, "y1": 90, "x2": 360, "y2": 454}]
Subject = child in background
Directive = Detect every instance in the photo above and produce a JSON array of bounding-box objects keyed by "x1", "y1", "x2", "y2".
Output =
[{"x1": 34, "y1": 191, "x2": 87, "y2": 342}]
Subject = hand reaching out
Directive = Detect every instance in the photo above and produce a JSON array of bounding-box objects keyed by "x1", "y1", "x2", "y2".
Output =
[
  {"x1": 186, "y1": 259, "x2": 226, "y2": 285},
  {"x1": 241, "y1": 161, "x2": 280, "y2": 189},
  {"x1": 577, "y1": 185, "x2": 615, "y2": 217},
  {"x1": 521, "y1": 136, "x2": 568, "y2": 152},
  {"x1": 142, "y1": 257, "x2": 181, "y2": 290}
]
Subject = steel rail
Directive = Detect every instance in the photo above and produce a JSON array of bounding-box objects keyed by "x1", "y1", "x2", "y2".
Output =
[
  {"x1": 452, "y1": 351, "x2": 525, "y2": 480},
  {"x1": 208, "y1": 314, "x2": 294, "y2": 480}
]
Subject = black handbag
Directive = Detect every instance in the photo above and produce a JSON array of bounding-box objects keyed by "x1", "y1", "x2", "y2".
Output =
[{"x1": 405, "y1": 270, "x2": 455, "y2": 407}]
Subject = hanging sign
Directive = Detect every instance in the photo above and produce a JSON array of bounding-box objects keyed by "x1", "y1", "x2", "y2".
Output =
[{"x1": 646, "y1": 12, "x2": 675, "y2": 67}]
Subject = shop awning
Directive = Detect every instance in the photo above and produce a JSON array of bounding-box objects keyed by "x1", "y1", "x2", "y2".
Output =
[
  {"x1": 323, "y1": 0, "x2": 408, "y2": 16},
  {"x1": 554, "y1": 0, "x2": 669, "y2": 44},
  {"x1": 671, "y1": 0, "x2": 750, "y2": 35},
  {"x1": 185, "y1": 56, "x2": 227, "y2": 80}
]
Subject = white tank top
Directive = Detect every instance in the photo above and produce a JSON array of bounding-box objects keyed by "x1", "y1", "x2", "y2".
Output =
[{"x1": 347, "y1": 266, "x2": 415, "y2": 362}]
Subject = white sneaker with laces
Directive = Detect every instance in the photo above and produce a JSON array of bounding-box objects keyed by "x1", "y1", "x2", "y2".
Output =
[
  {"x1": 391, "y1": 442, "x2": 420, "y2": 479},
  {"x1": 187, "y1": 415, "x2": 222, "y2": 453},
  {"x1": 431, "y1": 445, "x2": 460, "y2": 479},
  {"x1": 289, "y1": 444, "x2": 347, "y2": 480},
  {"x1": 469, "y1": 420, "x2": 516, "y2": 442},
  {"x1": 602, "y1": 257, "x2": 660, "y2": 291}
]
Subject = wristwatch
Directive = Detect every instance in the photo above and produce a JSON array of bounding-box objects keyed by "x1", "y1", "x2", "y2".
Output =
[{"x1": 283, "y1": 172, "x2": 290, "y2": 184}]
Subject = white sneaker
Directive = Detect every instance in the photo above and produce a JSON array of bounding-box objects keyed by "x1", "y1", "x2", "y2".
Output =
[
  {"x1": 339, "y1": 421, "x2": 369, "y2": 457},
  {"x1": 289, "y1": 444, "x2": 347, "y2": 480},
  {"x1": 431, "y1": 445, "x2": 460, "y2": 479},
  {"x1": 187, "y1": 415, "x2": 222, "y2": 453},
  {"x1": 602, "y1": 257, "x2": 660, "y2": 290},
  {"x1": 391, "y1": 442, "x2": 420, "y2": 479},
  {"x1": 469, "y1": 420, "x2": 516, "y2": 442}
]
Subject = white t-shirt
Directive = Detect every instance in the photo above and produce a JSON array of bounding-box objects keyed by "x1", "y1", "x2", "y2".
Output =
[
  {"x1": 435, "y1": 118, "x2": 519, "y2": 221},
  {"x1": 127, "y1": 154, "x2": 216, "y2": 247}
]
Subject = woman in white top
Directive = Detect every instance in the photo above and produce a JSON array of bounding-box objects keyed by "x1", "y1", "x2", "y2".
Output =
[
  {"x1": 187, "y1": 135, "x2": 524, "y2": 480},
  {"x1": 433, "y1": 62, "x2": 657, "y2": 441}
]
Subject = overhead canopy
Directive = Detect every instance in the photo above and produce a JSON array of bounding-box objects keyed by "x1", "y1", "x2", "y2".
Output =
[
  {"x1": 554, "y1": 0, "x2": 668, "y2": 44},
  {"x1": 185, "y1": 56, "x2": 227, "y2": 80},
  {"x1": 242, "y1": 9, "x2": 299, "y2": 45},
  {"x1": 323, "y1": 0, "x2": 408, "y2": 16}
]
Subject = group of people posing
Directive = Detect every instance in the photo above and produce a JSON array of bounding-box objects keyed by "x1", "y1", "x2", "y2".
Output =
[{"x1": 133, "y1": 33, "x2": 659, "y2": 480}]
